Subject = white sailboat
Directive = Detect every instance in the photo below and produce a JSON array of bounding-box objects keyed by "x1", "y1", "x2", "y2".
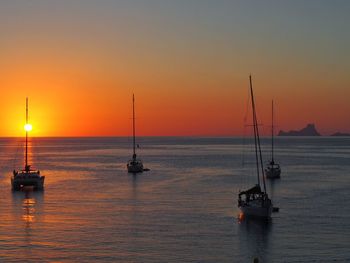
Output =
[
  {"x1": 127, "y1": 94, "x2": 144, "y2": 173},
  {"x1": 265, "y1": 100, "x2": 281, "y2": 179},
  {"x1": 11, "y1": 98, "x2": 45, "y2": 191},
  {"x1": 238, "y1": 76, "x2": 273, "y2": 218}
]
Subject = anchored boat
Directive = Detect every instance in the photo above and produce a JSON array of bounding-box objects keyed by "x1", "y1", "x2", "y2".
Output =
[
  {"x1": 238, "y1": 76, "x2": 273, "y2": 219},
  {"x1": 11, "y1": 98, "x2": 45, "y2": 191},
  {"x1": 265, "y1": 100, "x2": 281, "y2": 179},
  {"x1": 127, "y1": 94, "x2": 144, "y2": 173}
]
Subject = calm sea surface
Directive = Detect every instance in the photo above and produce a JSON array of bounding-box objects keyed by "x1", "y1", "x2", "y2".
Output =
[{"x1": 0, "y1": 137, "x2": 349, "y2": 262}]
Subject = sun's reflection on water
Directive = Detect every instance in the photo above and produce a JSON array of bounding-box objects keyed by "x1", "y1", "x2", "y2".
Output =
[
  {"x1": 12, "y1": 190, "x2": 44, "y2": 228},
  {"x1": 22, "y1": 194, "x2": 36, "y2": 224}
]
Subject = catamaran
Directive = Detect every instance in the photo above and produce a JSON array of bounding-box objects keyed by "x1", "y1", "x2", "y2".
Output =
[
  {"x1": 11, "y1": 98, "x2": 45, "y2": 191},
  {"x1": 127, "y1": 94, "x2": 144, "y2": 173},
  {"x1": 238, "y1": 76, "x2": 273, "y2": 218},
  {"x1": 265, "y1": 100, "x2": 281, "y2": 179}
]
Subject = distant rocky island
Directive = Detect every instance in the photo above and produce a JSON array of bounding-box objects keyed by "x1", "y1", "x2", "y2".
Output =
[
  {"x1": 278, "y1": 124, "x2": 350, "y2": 136},
  {"x1": 331, "y1": 132, "x2": 350, "y2": 136},
  {"x1": 278, "y1": 123, "x2": 321, "y2": 136}
]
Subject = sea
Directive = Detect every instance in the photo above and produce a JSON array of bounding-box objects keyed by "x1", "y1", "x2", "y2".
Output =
[{"x1": 0, "y1": 137, "x2": 349, "y2": 263}]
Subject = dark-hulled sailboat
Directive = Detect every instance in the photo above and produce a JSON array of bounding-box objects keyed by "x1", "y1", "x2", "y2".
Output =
[
  {"x1": 11, "y1": 98, "x2": 45, "y2": 191},
  {"x1": 127, "y1": 94, "x2": 144, "y2": 173},
  {"x1": 238, "y1": 76, "x2": 273, "y2": 218},
  {"x1": 265, "y1": 100, "x2": 281, "y2": 179}
]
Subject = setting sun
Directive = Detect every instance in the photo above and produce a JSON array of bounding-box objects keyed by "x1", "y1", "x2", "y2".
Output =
[{"x1": 24, "y1": 123, "x2": 32, "y2": 132}]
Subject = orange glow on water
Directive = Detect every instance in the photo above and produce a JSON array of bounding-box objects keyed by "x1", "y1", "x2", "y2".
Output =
[
  {"x1": 22, "y1": 197, "x2": 36, "y2": 223},
  {"x1": 238, "y1": 212, "x2": 245, "y2": 222}
]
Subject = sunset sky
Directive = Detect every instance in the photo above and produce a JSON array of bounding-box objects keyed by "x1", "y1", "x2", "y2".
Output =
[{"x1": 0, "y1": 0, "x2": 349, "y2": 137}]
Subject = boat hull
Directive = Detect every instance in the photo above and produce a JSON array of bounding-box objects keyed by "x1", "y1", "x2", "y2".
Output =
[
  {"x1": 11, "y1": 172, "x2": 45, "y2": 191},
  {"x1": 238, "y1": 193, "x2": 273, "y2": 219},
  {"x1": 127, "y1": 165, "x2": 143, "y2": 173},
  {"x1": 240, "y1": 204, "x2": 272, "y2": 218},
  {"x1": 127, "y1": 160, "x2": 144, "y2": 173},
  {"x1": 265, "y1": 167, "x2": 281, "y2": 179}
]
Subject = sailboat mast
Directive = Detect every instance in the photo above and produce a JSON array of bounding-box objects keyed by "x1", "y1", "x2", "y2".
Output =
[
  {"x1": 132, "y1": 94, "x2": 136, "y2": 157},
  {"x1": 249, "y1": 76, "x2": 260, "y2": 186},
  {"x1": 25, "y1": 97, "x2": 28, "y2": 170},
  {"x1": 257, "y1": 131, "x2": 267, "y2": 193},
  {"x1": 249, "y1": 76, "x2": 267, "y2": 192},
  {"x1": 272, "y1": 100, "x2": 274, "y2": 162}
]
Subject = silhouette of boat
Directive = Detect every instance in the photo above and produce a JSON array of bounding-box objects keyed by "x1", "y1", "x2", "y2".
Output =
[
  {"x1": 127, "y1": 94, "x2": 144, "y2": 173},
  {"x1": 238, "y1": 76, "x2": 273, "y2": 218},
  {"x1": 11, "y1": 98, "x2": 45, "y2": 191},
  {"x1": 265, "y1": 100, "x2": 281, "y2": 179}
]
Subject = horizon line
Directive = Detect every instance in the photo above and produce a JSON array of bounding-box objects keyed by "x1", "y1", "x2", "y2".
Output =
[{"x1": 0, "y1": 135, "x2": 347, "y2": 139}]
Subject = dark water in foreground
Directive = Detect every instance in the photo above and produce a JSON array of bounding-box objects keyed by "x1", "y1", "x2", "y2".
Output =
[{"x1": 0, "y1": 137, "x2": 349, "y2": 262}]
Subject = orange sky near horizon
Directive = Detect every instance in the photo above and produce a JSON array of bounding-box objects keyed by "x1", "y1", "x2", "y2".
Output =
[{"x1": 0, "y1": 1, "x2": 349, "y2": 137}]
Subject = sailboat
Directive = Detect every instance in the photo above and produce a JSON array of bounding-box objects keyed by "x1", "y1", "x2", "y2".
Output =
[
  {"x1": 127, "y1": 94, "x2": 144, "y2": 173},
  {"x1": 265, "y1": 100, "x2": 281, "y2": 179},
  {"x1": 238, "y1": 76, "x2": 273, "y2": 218},
  {"x1": 11, "y1": 98, "x2": 45, "y2": 191}
]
